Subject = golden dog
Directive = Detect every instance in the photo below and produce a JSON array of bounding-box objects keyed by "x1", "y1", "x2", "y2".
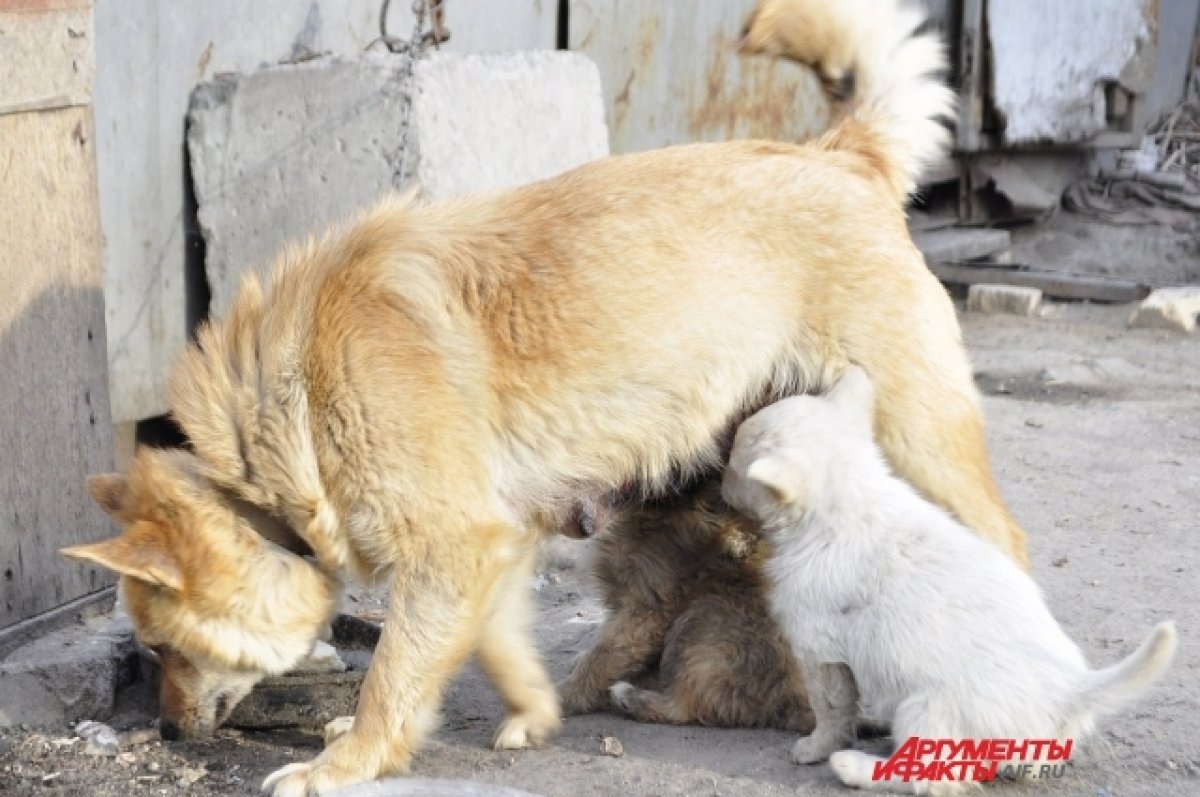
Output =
[{"x1": 64, "y1": 0, "x2": 1027, "y2": 792}]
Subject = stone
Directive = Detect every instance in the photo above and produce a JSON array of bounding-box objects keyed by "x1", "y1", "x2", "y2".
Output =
[
  {"x1": 75, "y1": 720, "x2": 119, "y2": 756},
  {"x1": 0, "y1": 613, "x2": 135, "y2": 729},
  {"x1": 967, "y1": 284, "x2": 1043, "y2": 316},
  {"x1": 600, "y1": 735, "x2": 624, "y2": 757},
  {"x1": 188, "y1": 50, "x2": 609, "y2": 319},
  {"x1": 1128, "y1": 287, "x2": 1200, "y2": 333}
]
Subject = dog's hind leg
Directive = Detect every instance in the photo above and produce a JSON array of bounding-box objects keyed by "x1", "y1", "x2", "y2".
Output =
[
  {"x1": 556, "y1": 607, "x2": 671, "y2": 714},
  {"x1": 609, "y1": 681, "x2": 691, "y2": 725},
  {"x1": 477, "y1": 541, "x2": 562, "y2": 750},
  {"x1": 843, "y1": 269, "x2": 1029, "y2": 568}
]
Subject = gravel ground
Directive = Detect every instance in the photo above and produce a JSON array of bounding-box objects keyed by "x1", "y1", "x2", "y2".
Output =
[{"x1": 2, "y1": 295, "x2": 1198, "y2": 797}]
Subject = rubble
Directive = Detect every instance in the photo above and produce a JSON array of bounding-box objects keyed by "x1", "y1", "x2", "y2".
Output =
[
  {"x1": 967, "y1": 284, "x2": 1044, "y2": 317},
  {"x1": 600, "y1": 735, "x2": 624, "y2": 758},
  {"x1": 75, "y1": 720, "x2": 119, "y2": 756},
  {"x1": 1128, "y1": 287, "x2": 1200, "y2": 332}
]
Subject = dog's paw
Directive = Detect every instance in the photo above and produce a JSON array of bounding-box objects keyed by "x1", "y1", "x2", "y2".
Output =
[
  {"x1": 829, "y1": 750, "x2": 874, "y2": 789},
  {"x1": 608, "y1": 681, "x2": 635, "y2": 711},
  {"x1": 493, "y1": 708, "x2": 561, "y2": 751},
  {"x1": 323, "y1": 716, "x2": 355, "y2": 747},
  {"x1": 791, "y1": 734, "x2": 837, "y2": 765},
  {"x1": 261, "y1": 758, "x2": 363, "y2": 797}
]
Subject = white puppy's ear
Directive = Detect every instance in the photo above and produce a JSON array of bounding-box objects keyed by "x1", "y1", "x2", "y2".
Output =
[
  {"x1": 746, "y1": 455, "x2": 802, "y2": 506},
  {"x1": 828, "y1": 365, "x2": 876, "y2": 423}
]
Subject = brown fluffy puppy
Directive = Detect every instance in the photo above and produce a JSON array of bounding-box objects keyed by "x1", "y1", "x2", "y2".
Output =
[
  {"x1": 558, "y1": 481, "x2": 814, "y2": 732},
  {"x1": 62, "y1": 0, "x2": 1026, "y2": 792}
]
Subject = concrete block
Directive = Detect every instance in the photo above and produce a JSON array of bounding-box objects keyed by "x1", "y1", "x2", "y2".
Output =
[
  {"x1": 409, "y1": 51, "x2": 610, "y2": 202},
  {"x1": 0, "y1": 613, "x2": 135, "y2": 728},
  {"x1": 189, "y1": 51, "x2": 609, "y2": 319},
  {"x1": 967, "y1": 284, "x2": 1043, "y2": 317},
  {"x1": 95, "y1": 0, "x2": 558, "y2": 423},
  {"x1": 1128, "y1": 287, "x2": 1200, "y2": 333}
]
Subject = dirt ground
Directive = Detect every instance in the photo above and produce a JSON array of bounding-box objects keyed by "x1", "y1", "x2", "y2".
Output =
[{"x1": 2, "y1": 237, "x2": 1199, "y2": 796}]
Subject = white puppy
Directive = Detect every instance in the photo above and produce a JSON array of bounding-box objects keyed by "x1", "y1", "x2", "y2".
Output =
[{"x1": 722, "y1": 366, "x2": 1177, "y2": 794}]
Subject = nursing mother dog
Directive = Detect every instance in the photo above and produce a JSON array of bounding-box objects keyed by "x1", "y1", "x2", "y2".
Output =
[{"x1": 62, "y1": 0, "x2": 1027, "y2": 794}]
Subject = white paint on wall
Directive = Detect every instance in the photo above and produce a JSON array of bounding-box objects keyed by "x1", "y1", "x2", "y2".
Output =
[{"x1": 987, "y1": 0, "x2": 1153, "y2": 144}]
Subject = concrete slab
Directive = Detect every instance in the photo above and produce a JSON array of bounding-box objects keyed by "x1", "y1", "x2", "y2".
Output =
[
  {"x1": 1128, "y1": 287, "x2": 1200, "y2": 333},
  {"x1": 189, "y1": 51, "x2": 609, "y2": 319},
  {"x1": 967, "y1": 284, "x2": 1043, "y2": 316},
  {"x1": 913, "y1": 228, "x2": 1011, "y2": 265}
]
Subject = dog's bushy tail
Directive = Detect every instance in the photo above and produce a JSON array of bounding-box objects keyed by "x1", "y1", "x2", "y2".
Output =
[
  {"x1": 1078, "y1": 621, "x2": 1177, "y2": 717},
  {"x1": 741, "y1": 0, "x2": 955, "y2": 202}
]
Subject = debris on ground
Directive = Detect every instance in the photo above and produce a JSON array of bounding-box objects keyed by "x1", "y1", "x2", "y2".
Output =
[
  {"x1": 600, "y1": 735, "x2": 624, "y2": 758},
  {"x1": 1128, "y1": 287, "x2": 1200, "y2": 332},
  {"x1": 294, "y1": 640, "x2": 348, "y2": 674},
  {"x1": 76, "y1": 720, "x2": 120, "y2": 756},
  {"x1": 967, "y1": 284, "x2": 1043, "y2": 316}
]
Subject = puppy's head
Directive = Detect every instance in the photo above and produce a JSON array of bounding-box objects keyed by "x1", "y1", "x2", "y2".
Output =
[
  {"x1": 722, "y1": 366, "x2": 877, "y2": 524},
  {"x1": 62, "y1": 448, "x2": 338, "y2": 739},
  {"x1": 739, "y1": 0, "x2": 858, "y2": 100}
]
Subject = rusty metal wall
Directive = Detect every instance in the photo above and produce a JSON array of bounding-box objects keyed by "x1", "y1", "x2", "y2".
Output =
[{"x1": 568, "y1": 0, "x2": 830, "y2": 153}]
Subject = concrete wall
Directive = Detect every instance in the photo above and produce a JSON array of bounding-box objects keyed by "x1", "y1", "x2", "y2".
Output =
[{"x1": 94, "y1": 0, "x2": 556, "y2": 423}]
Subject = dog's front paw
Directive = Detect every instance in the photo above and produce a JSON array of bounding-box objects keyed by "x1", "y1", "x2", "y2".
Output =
[
  {"x1": 261, "y1": 757, "x2": 366, "y2": 797},
  {"x1": 493, "y1": 707, "x2": 562, "y2": 750},
  {"x1": 791, "y1": 734, "x2": 838, "y2": 765}
]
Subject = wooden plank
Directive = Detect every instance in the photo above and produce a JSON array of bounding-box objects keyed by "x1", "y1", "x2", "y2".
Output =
[
  {"x1": 0, "y1": 4, "x2": 93, "y2": 115},
  {"x1": 930, "y1": 262, "x2": 1151, "y2": 303},
  {"x1": 0, "y1": 1, "x2": 91, "y2": 11},
  {"x1": 0, "y1": 106, "x2": 115, "y2": 629}
]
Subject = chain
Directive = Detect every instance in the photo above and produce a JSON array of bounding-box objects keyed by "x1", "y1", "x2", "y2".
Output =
[{"x1": 370, "y1": 0, "x2": 450, "y2": 188}]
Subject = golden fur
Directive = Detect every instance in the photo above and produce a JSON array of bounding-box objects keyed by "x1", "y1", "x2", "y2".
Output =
[
  {"x1": 64, "y1": 0, "x2": 1027, "y2": 792},
  {"x1": 558, "y1": 480, "x2": 815, "y2": 732}
]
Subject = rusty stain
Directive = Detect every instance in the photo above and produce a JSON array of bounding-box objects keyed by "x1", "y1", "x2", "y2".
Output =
[
  {"x1": 637, "y1": 10, "x2": 660, "y2": 68},
  {"x1": 197, "y1": 41, "x2": 214, "y2": 81},
  {"x1": 687, "y1": 30, "x2": 825, "y2": 142},
  {"x1": 613, "y1": 69, "x2": 637, "y2": 129}
]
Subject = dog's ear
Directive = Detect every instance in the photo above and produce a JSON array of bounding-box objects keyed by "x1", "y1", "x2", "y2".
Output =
[
  {"x1": 87, "y1": 473, "x2": 130, "y2": 517},
  {"x1": 61, "y1": 522, "x2": 183, "y2": 591},
  {"x1": 828, "y1": 365, "x2": 876, "y2": 423},
  {"x1": 746, "y1": 455, "x2": 803, "y2": 506}
]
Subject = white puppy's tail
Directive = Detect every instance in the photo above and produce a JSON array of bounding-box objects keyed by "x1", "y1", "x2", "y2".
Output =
[
  {"x1": 741, "y1": 0, "x2": 955, "y2": 202},
  {"x1": 1078, "y1": 621, "x2": 1177, "y2": 717}
]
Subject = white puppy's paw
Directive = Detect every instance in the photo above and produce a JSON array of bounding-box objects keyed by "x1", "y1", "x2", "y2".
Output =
[
  {"x1": 791, "y1": 734, "x2": 837, "y2": 765},
  {"x1": 323, "y1": 716, "x2": 355, "y2": 747},
  {"x1": 829, "y1": 750, "x2": 874, "y2": 788},
  {"x1": 608, "y1": 681, "x2": 635, "y2": 711}
]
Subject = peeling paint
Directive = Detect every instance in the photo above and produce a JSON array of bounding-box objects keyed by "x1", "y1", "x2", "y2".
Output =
[{"x1": 988, "y1": 0, "x2": 1155, "y2": 144}]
